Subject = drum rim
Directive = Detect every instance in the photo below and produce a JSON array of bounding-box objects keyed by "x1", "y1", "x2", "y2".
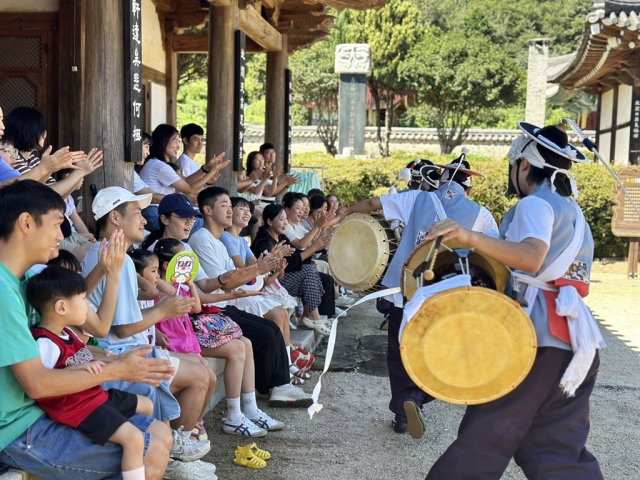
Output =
[
  {"x1": 328, "y1": 212, "x2": 395, "y2": 293},
  {"x1": 401, "y1": 238, "x2": 511, "y2": 302},
  {"x1": 400, "y1": 286, "x2": 537, "y2": 405}
]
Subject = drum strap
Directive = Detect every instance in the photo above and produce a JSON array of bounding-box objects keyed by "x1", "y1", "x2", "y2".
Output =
[{"x1": 428, "y1": 192, "x2": 447, "y2": 221}]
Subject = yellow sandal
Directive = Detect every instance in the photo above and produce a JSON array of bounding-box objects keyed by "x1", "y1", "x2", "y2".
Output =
[
  {"x1": 237, "y1": 442, "x2": 271, "y2": 460},
  {"x1": 233, "y1": 449, "x2": 267, "y2": 469}
]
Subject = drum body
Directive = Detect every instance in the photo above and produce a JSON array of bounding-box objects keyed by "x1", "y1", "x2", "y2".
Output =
[
  {"x1": 328, "y1": 212, "x2": 397, "y2": 293},
  {"x1": 402, "y1": 239, "x2": 511, "y2": 302},
  {"x1": 400, "y1": 286, "x2": 536, "y2": 405}
]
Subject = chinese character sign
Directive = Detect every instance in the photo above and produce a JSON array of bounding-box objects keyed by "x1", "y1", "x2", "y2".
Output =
[
  {"x1": 233, "y1": 30, "x2": 246, "y2": 172},
  {"x1": 284, "y1": 69, "x2": 292, "y2": 173},
  {"x1": 124, "y1": 0, "x2": 143, "y2": 163}
]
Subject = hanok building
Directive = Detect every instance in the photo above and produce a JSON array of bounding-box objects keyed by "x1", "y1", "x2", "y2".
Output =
[
  {"x1": 547, "y1": 0, "x2": 640, "y2": 166},
  {"x1": 0, "y1": 0, "x2": 383, "y2": 216}
]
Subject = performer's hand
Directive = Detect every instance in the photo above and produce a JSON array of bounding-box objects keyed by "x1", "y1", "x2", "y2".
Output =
[{"x1": 426, "y1": 219, "x2": 472, "y2": 244}]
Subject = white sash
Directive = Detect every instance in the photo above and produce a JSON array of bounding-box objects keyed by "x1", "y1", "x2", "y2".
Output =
[
  {"x1": 429, "y1": 192, "x2": 447, "y2": 221},
  {"x1": 510, "y1": 199, "x2": 603, "y2": 396}
]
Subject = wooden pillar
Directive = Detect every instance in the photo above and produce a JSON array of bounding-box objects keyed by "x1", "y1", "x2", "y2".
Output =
[
  {"x1": 265, "y1": 34, "x2": 288, "y2": 170},
  {"x1": 207, "y1": 1, "x2": 239, "y2": 193},
  {"x1": 629, "y1": 238, "x2": 639, "y2": 278},
  {"x1": 58, "y1": 0, "x2": 85, "y2": 150},
  {"x1": 165, "y1": 21, "x2": 178, "y2": 126},
  {"x1": 82, "y1": 0, "x2": 133, "y2": 226}
]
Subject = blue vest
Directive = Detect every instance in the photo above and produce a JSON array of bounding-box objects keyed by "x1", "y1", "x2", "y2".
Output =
[
  {"x1": 500, "y1": 182, "x2": 594, "y2": 350},
  {"x1": 382, "y1": 182, "x2": 481, "y2": 291}
]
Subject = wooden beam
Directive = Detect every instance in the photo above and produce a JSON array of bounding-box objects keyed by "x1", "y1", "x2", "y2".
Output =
[
  {"x1": 165, "y1": 21, "x2": 178, "y2": 126},
  {"x1": 238, "y1": 4, "x2": 282, "y2": 52},
  {"x1": 172, "y1": 33, "x2": 264, "y2": 53},
  {"x1": 82, "y1": 0, "x2": 133, "y2": 229},
  {"x1": 265, "y1": 33, "x2": 287, "y2": 175},
  {"x1": 208, "y1": 0, "x2": 231, "y2": 4},
  {"x1": 142, "y1": 65, "x2": 167, "y2": 85},
  {"x1": 58, "y1": 0, "x2": 85, "y2": 150},
  {"x1": 207, "y1": 0, "x2": 239, "y2": 191}
]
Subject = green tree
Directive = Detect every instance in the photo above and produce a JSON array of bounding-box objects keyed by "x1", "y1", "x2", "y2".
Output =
[
  {"x1": 400, "y1": 31, "x2": 522, "y2": 153},
  {"x1": 289, "y1": 39, "x2": 340, "y2": 155},
  {"x1": 336, "y1": 0, "x2": 424, "y2": 156},
  {"x1": 176, "y1": 79, "x2": 208, "y2": 129}
]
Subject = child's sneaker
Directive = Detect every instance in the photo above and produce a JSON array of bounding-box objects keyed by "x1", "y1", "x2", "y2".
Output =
[{"x1": 223, "y1": 415, "x2": 268, "y2": 437}]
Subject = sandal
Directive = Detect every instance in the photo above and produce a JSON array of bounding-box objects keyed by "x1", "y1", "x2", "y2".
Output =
[
  {"x1": 237, "y1": 442, "x2": 271, "y2": 461},
  {"x1": 191, "y1": 420, "x2": 208, "y2": 441},
  {"x1": 290, "y1": 375, "x2": 305, "y2": 386},
  {"x1": 301, "y1": 317, "x2": 331, "y2": 336},
  {"x1": 233, "y1": 449, "x2": 267, "y2": 469},
  {"x1": 290, "y1": 365, "x2": 311, "y2": 380}
]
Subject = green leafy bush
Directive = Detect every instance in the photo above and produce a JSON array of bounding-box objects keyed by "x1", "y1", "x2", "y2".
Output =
[{"x1": 292, "y1": 152, "x2": 627, "y2": 258}]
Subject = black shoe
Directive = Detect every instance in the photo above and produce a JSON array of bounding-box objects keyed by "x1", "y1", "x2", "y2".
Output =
[
  {"x1": 404, "y1": 399, "x2": 425, "y2": 439},
  {"x1": 392, "y1": 419, "x2": 407, "y2": 434}
]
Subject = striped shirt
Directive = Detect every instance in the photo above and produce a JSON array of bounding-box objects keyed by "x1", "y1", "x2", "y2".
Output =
[{"x1": 14, "y1": 152, "x2": 56, "y2": 185}]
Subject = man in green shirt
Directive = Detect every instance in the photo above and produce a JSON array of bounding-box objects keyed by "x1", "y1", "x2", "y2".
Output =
[{"x1": 0, "y1": 180, "x2": 175, "y2": 479}]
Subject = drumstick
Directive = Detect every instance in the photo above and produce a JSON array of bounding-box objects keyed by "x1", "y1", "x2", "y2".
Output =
[{"x1": 423, "y1": 236, "x2": 443, "y2": 281}]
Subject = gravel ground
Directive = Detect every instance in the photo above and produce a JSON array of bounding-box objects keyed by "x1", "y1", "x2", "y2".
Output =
[{"x1": 202, "y1": 260, "x2": 640, "y2": 479}]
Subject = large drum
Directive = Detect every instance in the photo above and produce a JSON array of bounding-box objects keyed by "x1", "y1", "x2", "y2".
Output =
[
  {"x1": 402, "y1": 239, "x2": 510, "y2": 302},
  {"x1": 328, "y1": 212, "x2": 398, "y2": 293},
  {"x1": 400, "y1": 239, "x2": 536, "y2": 405}
]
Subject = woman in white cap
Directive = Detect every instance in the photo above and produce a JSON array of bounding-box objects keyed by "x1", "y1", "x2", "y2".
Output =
[{"x1": 425, "y1": 122, "x2": 603, "y2": 479}]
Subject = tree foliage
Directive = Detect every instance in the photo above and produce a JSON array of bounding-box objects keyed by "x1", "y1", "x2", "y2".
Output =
[
  {"x1": 400, "y1": 30, "x2": 522, "y2": 153},
  {"x1": 336, "y1": 0, "x2": 423, "y2": 156},
  {"x1": 289, "y1": 39, "x2": 340, "y2": 155}
]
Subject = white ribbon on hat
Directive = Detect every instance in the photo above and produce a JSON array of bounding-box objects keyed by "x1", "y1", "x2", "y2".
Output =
[
  {"x1": 441, "y1": 168, "x2": 471, "y2": 188},
  {"x1": 511, "y1": 135, "x2": 580, "y2": 198}
]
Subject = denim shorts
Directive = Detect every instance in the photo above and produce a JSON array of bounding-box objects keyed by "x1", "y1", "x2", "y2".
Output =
[
  {"x1": 101, "y1": 346, "x2": 181, "y2": 422},
  {"x1": 0, "y1": 413, "x2": 154, "y2": 480}
]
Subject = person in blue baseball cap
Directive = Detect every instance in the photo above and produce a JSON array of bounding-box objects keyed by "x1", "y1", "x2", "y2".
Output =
[{"x1": 142, "y1": 194, "x2": 202, "y2": 251}]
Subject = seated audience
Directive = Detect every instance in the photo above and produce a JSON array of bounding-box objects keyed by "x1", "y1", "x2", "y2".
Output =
[
  {"x1": 251, "y1": 204, "x2": 335, "y2": 336},
  {"x1": 155, "y1": 239, "x2": 286, "y2": 436},
  {"x1": 189, "y1": 187, "x2": 313, "y2": 406},
  {"x1": 28, "y1": 266, "x2": 154, "y2": 480},
  {"x1": 0, "y1": 180, "x2": 174, "y2": 479},
  {"x1": 82, "y1": 186, "x2": 217, "y2": 477}
]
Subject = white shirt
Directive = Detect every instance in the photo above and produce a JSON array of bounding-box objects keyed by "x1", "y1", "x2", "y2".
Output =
[
  {"x1": 177, "y1": 154, "x2": 200, "y2": 178},
  {"x1": 188, "y1": 228, "x2": 236, "y2": 307},
  {"x1": 380, "y1": 190, "x2": 499, "y2": 307},
  {"x1": 504, "y1": 196, "x2": 554, "y2": 247},
  {"x1": 133, "y1": 171, "x2": 149, "y2": 193},
  {"x1": 249, "y1": 177, "x2": 276, "y2": 202},
  {"x1": 140, "y1": 158, "x2": 180, "y2": 196}
]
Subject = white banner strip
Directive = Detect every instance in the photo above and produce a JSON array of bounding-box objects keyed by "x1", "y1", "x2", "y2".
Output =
[{"x1": 307, "y1": 287, "x2": 402, "y2": 419}]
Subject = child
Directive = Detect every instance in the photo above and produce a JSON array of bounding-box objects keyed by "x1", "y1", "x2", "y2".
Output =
[
  {"x1": 55, "y1": 167, "x2": 95, "y2": 261},
  {"x1": 27, "y1": 266, "x2": 154, "y2": 480},
  {"x1": 154, "y1": 238, "x2": 286, "y2": 437}
]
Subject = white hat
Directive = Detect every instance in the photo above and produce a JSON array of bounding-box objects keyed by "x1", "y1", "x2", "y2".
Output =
[{"x1": 92, "y1": 186, "x2": 152, "y2": 220}]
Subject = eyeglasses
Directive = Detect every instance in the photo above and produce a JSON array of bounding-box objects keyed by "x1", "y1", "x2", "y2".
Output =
[{"x1": 0, "y1": 147, "x2": 17, "y2": 157}]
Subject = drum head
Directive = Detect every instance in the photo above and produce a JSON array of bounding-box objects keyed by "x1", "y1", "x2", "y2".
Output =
[
  {"x1": 402, "y1": 239, "x2": 510, "y2": 302},
  {"x1": 329, "y1": 213, "x2": 393, "y2": 292},
  {"x1": 401, "y1": 287, "x2": 536, "y2": 405}
]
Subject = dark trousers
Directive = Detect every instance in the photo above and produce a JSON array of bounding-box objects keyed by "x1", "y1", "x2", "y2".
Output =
[
  {"x1": 388, "y1": 305, "x2": 434, "y2": 420},
  {"x1": 427, "y1": 347, "x2": 602, "y2": 480},
  {"x1": 317, "y1": 272, "x2": 335, "y2": 317},
  {"x1": 221, "y1": 305, "x2": 289, "y2": 394}
]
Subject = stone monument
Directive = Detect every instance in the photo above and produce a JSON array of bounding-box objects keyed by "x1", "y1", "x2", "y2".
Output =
[
  {"x1": 525, "y1": 38, "x2": 551, "y2": 127},
  {"x1": 335, "y1": 44, "x2": 371, "y2": 157}
]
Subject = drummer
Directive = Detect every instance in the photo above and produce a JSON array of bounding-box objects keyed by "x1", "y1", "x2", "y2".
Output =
[
  {"x1": 343, "y1": 154, "x2": 498, "y2": 436},
  {"x1": 425, "y1": 123, "x2": 603, "y2": 479}
]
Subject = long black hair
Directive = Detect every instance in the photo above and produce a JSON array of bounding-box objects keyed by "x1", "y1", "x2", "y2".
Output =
[{"x1": 245, "y1": 151, "x2": 263, "y2": 176}]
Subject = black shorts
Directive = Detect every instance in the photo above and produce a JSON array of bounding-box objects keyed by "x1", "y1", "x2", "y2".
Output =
[{"x1": 77, "y1": 389, "x2": 139, "y2": 445}]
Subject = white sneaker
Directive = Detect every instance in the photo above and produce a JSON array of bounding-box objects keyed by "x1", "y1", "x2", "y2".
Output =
[
  {"x1": 335, "y1": 294, "x2": 355, "y2": 307},
  {"x1": 248, "y1": 408, "x2": 286, "y2": 431},
  {"x1": 289, "y1": 319, "x2": 298, "y2": 330},
  {"x1": 164, "y1": 460, "x2": 217, "y2": 479},
  {"x1": 269, "y1": 383, "x2": 314, "y2": 408},
  {"x1": 170, "y1": 427, "x2": 211, "y2": 462},
  {"x1": 301, "y1": 317, "x2": 331, "y2": 336},
  {"x1": 333, "y1": 307, "x2": 347, "y2": 317},
  {"x1": 223, "y1": 414, "x2": 268, "y2": 437},
  {"x1": 193, "y1": 460, "x2": 216, "y2": 476}
]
